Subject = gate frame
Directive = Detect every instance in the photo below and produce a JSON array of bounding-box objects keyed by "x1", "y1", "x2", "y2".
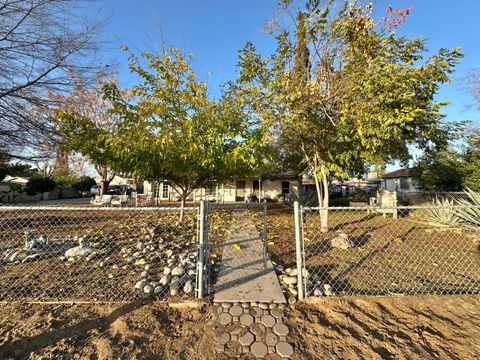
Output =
[
  {"x1": 196, "y1": 201, "x2": 268, "y2": 299},
  {"x1": 293, "y1": 201, "x2": 305, "y2": 300}
]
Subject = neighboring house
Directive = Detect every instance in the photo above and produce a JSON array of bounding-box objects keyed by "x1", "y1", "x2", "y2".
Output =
[
  {"x1": 329, "y1": 173, "x2": 381, "y2": 196},
  {"x1": 380, "y1": 168, "x2": 419, "y2": 193},
  {"x1": 95, "y1": 175, "x2": 144, "y2": 193},
  {"x1": 143, "y1": 177, "x2": 300, "y2": 203},
  {"x1": 0, "y1": 175, "x2": 34, "y2": 202}
]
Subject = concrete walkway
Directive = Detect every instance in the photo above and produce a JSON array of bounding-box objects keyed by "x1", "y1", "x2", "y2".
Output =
[{"x1": 213, "y1": 212, "x2": 286, "y2": 304}]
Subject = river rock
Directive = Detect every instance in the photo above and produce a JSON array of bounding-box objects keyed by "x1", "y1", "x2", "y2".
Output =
[
  {"x1": 159, "y1": 275, "x2": 170, "y2": 286},
  {"x1": 65, "y1": 244, "x2": 96, "y2": 258},
  {"x1": 275, "y1": 264, "x2": 284, "y2": 272},
  {"x1": 331, "y1": 233, "x2": 353, "y2": 250},
  {"x1": 313, "y1": 288, "x2": 323, "y2": 296},
  {"x1": 283, "y1": 276, "x2": 297, "y2": 285},
  {"x1": 143, "y1": 284, "x2": 153, "y2": 297},
  {"x1": 154, "y1": 286, "x2": 163, "y2": 295},
  {"x1": 135, "y1": 279, "x2": 147, "y2": 290},
  {"x1": 166, "y1": 250, "x2": 173, "y2": 258},
  {"x1": 170, "y1": 279, "x2": 180, "y2": 296},
  {"x1": 163, "y1": 267, "x2": 171, "y2": 275},
  {"x1": 171, "y1": 266, "x2": 185, "y2": 276},
  {"x1": 183, "y1": 280, "x2": 193, "y2": 294}
]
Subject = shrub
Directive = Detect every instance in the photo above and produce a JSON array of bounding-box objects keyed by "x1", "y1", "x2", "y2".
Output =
[
  {"x1": 74, "y1": 176, "x2": 96, "y2": 193},
  {"x1": 25, "y1": 175, "x2": 56, "y2": 197},
  {"x1": 350, "y1": 190, "x2": 368, "y2": 202}
]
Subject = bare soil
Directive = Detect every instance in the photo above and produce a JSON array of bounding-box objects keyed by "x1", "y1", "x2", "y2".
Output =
[
  {"x1": 288, "y1": 295, "x2": 480, "y2": 360},
  {"x1": 264, "y1": 206, "x2": 480, "y2": 296},
  {"x1": 0, "y1": 296, "x2": 478, "y2": 359}
]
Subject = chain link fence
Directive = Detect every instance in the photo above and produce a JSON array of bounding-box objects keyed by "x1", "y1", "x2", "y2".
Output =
[
  {"x1": 297, "y1": 205, "x2": 480, "y2": 298},
  {"x1": 199, "y1": 202, "x2": 268, "y2": 297},
  {"x1": 0, "y1": 204, "x2": 199, "y2": 301}
]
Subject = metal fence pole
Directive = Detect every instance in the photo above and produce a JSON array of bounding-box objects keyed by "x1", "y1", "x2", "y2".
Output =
[
  {"x1": 197, "y1": 201, "x2": 206, "y2": 299},
  {"x1": 294, "y1": 201, "x2": 304, "y2": 300},
  {"x1": 263, "y1": 202, "x2": 268, "y2": 269}
]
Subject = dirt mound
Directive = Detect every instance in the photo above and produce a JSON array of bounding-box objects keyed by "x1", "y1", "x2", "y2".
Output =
[
  {"x1": 0, "y1": 296, "x2": 478, "y2": 359},
  {"x1": 287, "y1": 296, "x2": 480, "y2": 359},
  {"x1": 0, "y1": 301, "x2": 217, "y2": 360}
]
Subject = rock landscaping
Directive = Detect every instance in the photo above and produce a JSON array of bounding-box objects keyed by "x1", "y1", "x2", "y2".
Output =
[{"x1": 0, "y1": 209, "x2": 199, "y2": 301}]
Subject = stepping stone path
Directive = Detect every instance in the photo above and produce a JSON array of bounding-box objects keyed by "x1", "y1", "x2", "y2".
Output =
[{"x1": 210, "y1": 302, "x2": 294, "y2": 359}]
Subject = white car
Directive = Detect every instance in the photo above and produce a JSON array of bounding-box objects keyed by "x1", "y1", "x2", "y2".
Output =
[{"x1": 90, "y1": 185, "x2": 101, "y2": 196}]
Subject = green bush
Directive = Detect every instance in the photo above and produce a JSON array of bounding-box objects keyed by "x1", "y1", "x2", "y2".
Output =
[
  {"x1": 55, "y1": 174, "x2": 79, "y2": 188},
  {"x1": 350, "y1": 190, "x2": 368, "y2": 202},
  {"x1": 74, "y1": 176, "x2": 96, "y2": 193},
  {"x1": 25, "y1": 175, "x2": 56, "y2": 197},
  {"x1": 55, "y1": 174, "x2": 96, "y2": 194}
]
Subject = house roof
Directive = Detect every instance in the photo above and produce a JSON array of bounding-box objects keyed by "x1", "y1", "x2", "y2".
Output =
[
  {"x1": 381, "y1": 168, "x2": 410, "y2": 179},
  {"x1": 3, "y1": 175, "x2": 31, "y2": 185}
]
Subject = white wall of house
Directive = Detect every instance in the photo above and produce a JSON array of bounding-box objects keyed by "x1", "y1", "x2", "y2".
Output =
[
  {"x1": 141, "y1": 178, "x2": 299, "y2": 203},
  {"x1": 262, "y1": 179, "x2": 298, "y2": 200},
  {"x1": 382, "y1": 177, "x2": 419, "y2": 192}
]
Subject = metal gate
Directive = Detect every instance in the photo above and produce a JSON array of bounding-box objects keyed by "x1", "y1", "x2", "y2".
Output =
[{"x1": 196, "y1": 201, "x2": 268, "y2": 298}]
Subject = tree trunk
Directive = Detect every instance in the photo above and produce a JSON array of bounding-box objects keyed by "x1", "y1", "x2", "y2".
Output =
[
  {"x1": 100, "y1": 180, "x2": 110, "y2": 195},
  {"x1": 320, "y1": 165, "x2": 329, "y2": 233},
  {"x1": 99, "y1": 166, "x2": 114, "y2": 195},
  {"x1": 313, "y1": 162, "x2": 329, "y2": 233},
  {"x1": 180, "y1": 194, "x2": 186, "y2": 223}
]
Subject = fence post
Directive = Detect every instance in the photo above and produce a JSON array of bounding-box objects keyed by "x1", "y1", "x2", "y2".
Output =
[
  {"x1": 197, "y1": 201, "x2": 206, "y2": 299},
  {"x1": 294, "y1": 201, "x2": 304, "y2": 300},
  {"x1": 263, "y1": 202, "x2": 268, "y2": 269}
]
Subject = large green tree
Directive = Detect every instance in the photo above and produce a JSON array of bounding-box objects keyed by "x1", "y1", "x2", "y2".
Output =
[
  {"x1": 232, "y1": 1, "x2": 463, "y2": 231},
  {"x1": 460, "y1": 129, "x2": 480, "y2": 192},
  {"x1": 411, "y1": 148, "x2": 463, "y2": 192},
  {"x1": 60, "y1": 47, "x2": 262, "y2": 220}
]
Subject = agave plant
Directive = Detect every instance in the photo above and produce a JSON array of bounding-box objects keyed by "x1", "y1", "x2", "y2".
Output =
[
  {"x1": 454, "y1": 188, "x2": 480, "y2": 231},
  {"x1": 426, "y1": 197, "x2": 461, "y2": 227},
  {"x1": 427, "y1": 188, "x2": 480, "y2": 231}
]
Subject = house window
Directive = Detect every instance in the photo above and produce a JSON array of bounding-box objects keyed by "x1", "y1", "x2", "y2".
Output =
[
  {"x1": 162, "y1": 183, "x2": 169, "y2": 198},
  {"x1": 282, "y1": 181, "x2": 290, "y2": 194},
  {"x1": 400, "y1": 178, "x2": 409, "y2": 190}
]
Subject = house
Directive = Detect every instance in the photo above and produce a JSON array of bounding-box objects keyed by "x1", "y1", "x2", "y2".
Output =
[
  {"x1": 142, "y1": 177, "x2": 300, "y2": 203},
  {"x1": 380, "y1": 168, "x2": 419, "y2": 193},
  {"x1": 95, "y1": 174, "x2": 144, "y2": 193}
]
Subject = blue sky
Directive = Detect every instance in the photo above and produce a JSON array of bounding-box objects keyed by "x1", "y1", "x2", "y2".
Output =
[{"x1": 97, "y1": 0, "x2": 479, "y2": 137}]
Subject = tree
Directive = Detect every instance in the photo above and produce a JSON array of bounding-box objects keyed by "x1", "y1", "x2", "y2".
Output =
[
  {"x1": 0, "y1": 0, "x2": 102, "y2": 161},
  {"x1": 56, "y1": 73, "x2": 127, "y2": 194},
  {"x1": 460, "y1": 129, "x2": 480, "y2": 192},
  {"x1": 56, "y1": 174, "x2": 96, "y2": 194},
  {"x1": 60, "y1": 47, "x2": 261, "y2": 220},
  {"x1": 411, "y1": 148, "x2": 463, "y2": 192},
  {"x1": 0, "y1": 156, "x2": 36, "y2": 182},
  {"x1": 233, "y1": 1, "x2": 463, "y2": 231},
  {"x1": 25, "y1": 175, "x2": 56, "y2": 199},
  {"x1": 74, "y1": 175, "x2": 96, "y2": 194}
]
